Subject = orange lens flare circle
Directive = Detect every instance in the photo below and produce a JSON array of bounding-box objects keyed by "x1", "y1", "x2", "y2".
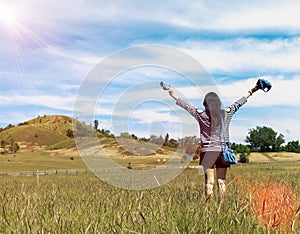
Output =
[{"x1": 250, "y1": 180, "x2": 299, "y2": 232}]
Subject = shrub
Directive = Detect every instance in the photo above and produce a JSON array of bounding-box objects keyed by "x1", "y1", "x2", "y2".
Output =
[{"x1": 239, "y1": 152, "x2": 249, "y2": 163}]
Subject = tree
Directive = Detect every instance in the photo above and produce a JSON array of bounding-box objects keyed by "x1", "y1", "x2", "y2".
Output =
[
  {"x1": 0, "y1": 140, "x2": 5, "y2": 149},
  {"x1": 164, "y1": 133, "x2": 169, "y2": 146},
  {"x1": 131, "y1": 134, "x2": 138, "y2": 140},
  {"x1": 285, "y1": 140, "x2": 300, "y2": 153},
  {"x1": 168, "y1": 138, "x2": 179, "y2": 148},
  {"x1": 139, "y1": 137, "x2": 149, "y2": 142},
  {"x1": 245, "y1": 126, "x2": 285, "y2": 152},
  {"x1": 0, "y1": 140, "x2": 6, "y2": 154},
  {"x1": 93, "y1": 119, "x2": 99, "y2": 130},
  {"x1": 104, "y1": 129, "x2": 113, "y2": 138},
  {"x1": 4, "y1": 124, "x2": 14, "y2": 131},
  {"x1": 8, "y1": 139, "x2": 19, "y2": 153},
  {"x1": 274, "y1": 133, "x2": 285, "y2": 151},
  {"x1": 119, "y1": 132, "x2": 131, "y2": 139},
  {"x1": 66, "y1": 129, "x2": 74, "y2": 138},
  {"x1": 149, "y1": 135, "x2": 164, "y2": 145},
  {"x1": 12, "y1": 142, "x2": 19, "y2": 153}
]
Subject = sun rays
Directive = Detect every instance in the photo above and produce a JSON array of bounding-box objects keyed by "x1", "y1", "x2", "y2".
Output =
[
  {"x1": 0, "y1": 4, "x2": 17, "y2": 27},
  {"x1": 0, "y1": 3, "x2": 68, "y2": 94}
]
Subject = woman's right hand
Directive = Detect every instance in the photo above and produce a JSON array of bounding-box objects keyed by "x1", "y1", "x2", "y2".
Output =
[{"x1": 168, "y1": 88, "x2": 178, "y2": 101}]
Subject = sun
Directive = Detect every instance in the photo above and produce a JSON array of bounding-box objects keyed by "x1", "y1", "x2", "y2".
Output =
[{"x1": 0, "y1": 5, "x2": 17, "y2": 27}]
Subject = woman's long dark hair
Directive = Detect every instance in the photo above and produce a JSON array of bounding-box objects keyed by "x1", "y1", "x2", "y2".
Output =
[{"x1": 203, "y1": 92, "x2": 224, "y2": 135}]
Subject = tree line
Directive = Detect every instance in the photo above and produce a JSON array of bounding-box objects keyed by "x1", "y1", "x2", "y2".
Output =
[
  {"x1": 115, "y1": 125, "x2": 298, "y2": 151},
  {"x1": 113, "y1": 124, "x2": 300, "y2": 164},
  {"x1": 92, "y1": 119, "x2": 298, "y2": 153}
]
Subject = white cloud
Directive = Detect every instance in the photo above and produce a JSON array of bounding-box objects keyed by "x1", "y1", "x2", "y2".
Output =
[
  {"x1": 155, "y1": 1, "x2": 300, "y2": 30},
  {"x1": 219, "y1": 75, "x2": 300, "y2": 107},
  {"x1": 129, "y1": 108, "x2": 179, "y2": 125},
  {"x1": 7, "y1": 1, "x2": 300, "y2": 32},
  {"x1": 268, "y1": 118, "x2": 300, "y2": 143},
  {"x1": 180, "y1": 37, "x2": 300, "y2": 73},
  {"x1": 212, "y1": 1, "x2": 300, "y2": 30},
  {"x1": 169, "y1": 75, "x2": 300, "y2": 108},
  {"x1": 0, "y1": 93, "x2": 75, "y2": 111}
]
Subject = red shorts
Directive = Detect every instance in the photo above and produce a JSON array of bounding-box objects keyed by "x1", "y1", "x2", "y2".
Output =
[{"x1": 200, "y1": 151, "x2": 230, "y2": 169}]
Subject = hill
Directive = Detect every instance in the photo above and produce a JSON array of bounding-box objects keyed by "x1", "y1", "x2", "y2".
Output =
[{"x1": 0, "y1": 115, "x2": 76, "y2": 149}]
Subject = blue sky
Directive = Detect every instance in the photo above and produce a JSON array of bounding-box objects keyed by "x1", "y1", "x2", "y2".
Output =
[{"x1": 0, "y1": 0, "x2": 300, "y2": 143}]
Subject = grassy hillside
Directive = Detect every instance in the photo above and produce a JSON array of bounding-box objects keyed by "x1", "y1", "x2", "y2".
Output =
[{"x1": 0, "y1": 115, "x2": 75, "y2": 148}]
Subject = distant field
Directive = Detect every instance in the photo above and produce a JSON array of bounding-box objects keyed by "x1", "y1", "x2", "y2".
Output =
[
  {"x1": 1, "y1": 142, "x2": 300, "y2": 173},
  {"x1": 0, "y1": 149, "x2": 87, "y2": 173},
  {"x1": 249, "y1": 152, "x2": 300, "y2": 162}
]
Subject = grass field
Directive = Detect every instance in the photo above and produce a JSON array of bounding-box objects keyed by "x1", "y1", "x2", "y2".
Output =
[
  {"x1": 0, "y1": 149, "x2": 87, "y2": 173},
  {"x1": 0, "y1": 162, "x2": 299, "y2": 233},
  {"x1": 1, "y1": 117, "x2": 299, "y2": 232}
]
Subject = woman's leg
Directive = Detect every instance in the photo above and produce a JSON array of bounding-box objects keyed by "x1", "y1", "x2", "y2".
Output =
[
  {"x1": 205, "y1": 168, "x2": 215, "y2": 201},
  {"x1": 201, "y1": 152, "x2": 220, "y2": 201},
  {"x1": 216, "y1": 167, "x2": 227, "y2": 201}
]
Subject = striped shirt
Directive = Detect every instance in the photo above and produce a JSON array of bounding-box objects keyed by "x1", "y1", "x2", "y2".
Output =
[{"x1": 176, "y1": 96, "x2": 247, "y2": 152}]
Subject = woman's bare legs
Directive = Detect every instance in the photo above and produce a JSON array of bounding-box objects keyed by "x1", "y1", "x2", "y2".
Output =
[
  {"x1": 202, "y1": 152, "x2": 227, "y2": 201},
  {"x1": 216, "y1": 167, "x2": 227, "y2": 201},
  {"x1": 205, "y1": 168, "x2": 215, "y2": 201},
  {"x1": 204, "y1": 167, "x2": 227, "y2": 202}
]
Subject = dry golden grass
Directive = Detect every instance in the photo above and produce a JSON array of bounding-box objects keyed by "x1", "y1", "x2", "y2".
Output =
[
  {"x1": 249, "y1": 152, "x2": 300, "y2": 162},
  {"x1": 99, "y1": 139, "x2": 177, "y2": 168}
]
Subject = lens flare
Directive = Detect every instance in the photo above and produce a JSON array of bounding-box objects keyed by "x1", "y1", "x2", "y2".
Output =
[
  {"x1": 0, "y1": 2, "x2": 68, "y2": 93},
  {"x1": 249, "y1": 180, "x2": 299, "y2": 232},
  {"x1": 0, "y1": 5, "x2": 17, "y2": 26}
]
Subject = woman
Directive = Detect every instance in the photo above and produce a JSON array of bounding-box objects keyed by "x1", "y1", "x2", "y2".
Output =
[{"x1": 167, "y1": 81, "x2": 264, "y2": 201}]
